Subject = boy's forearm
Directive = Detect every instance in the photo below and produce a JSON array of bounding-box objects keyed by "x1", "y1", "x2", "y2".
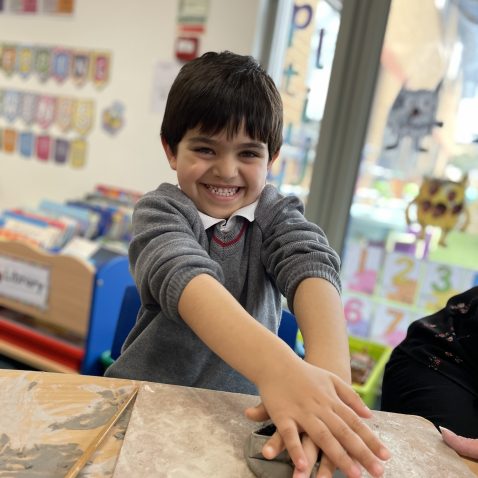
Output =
[
  {"x1": 177, "y1": 273, "x2": 301, "y2": 385},
  {"x1": 293, "y1": 278, "x2": 351, "y2": 383}
]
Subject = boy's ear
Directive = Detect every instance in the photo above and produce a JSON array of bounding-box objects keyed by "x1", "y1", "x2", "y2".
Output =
[
  {"x1": 161, "y1": 136, "x2": 177, "y2": 170},
  {"x1": 267, "y1": 150, "x2": 280, "y2": 171}
]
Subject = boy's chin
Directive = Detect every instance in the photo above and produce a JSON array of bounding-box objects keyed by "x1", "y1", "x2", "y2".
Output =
[
  {"x1": 201, "y1": 207, "x2": 233, "y2": 219},
  {"x1": 199, "y1": 200, "x2": 242, "y2": 219}
]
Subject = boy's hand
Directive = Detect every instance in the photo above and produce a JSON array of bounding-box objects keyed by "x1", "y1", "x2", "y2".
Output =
[
  {"x1": 296, "y1": 434, "x2": 343, "y2": 478},
  {"x1": 248, "y1": 361, "x2": 390, "y2": 478},
  {"x1": 246, "y1": 403, "x2": 349, "y2": 478},
  {"x1": 246, "y1": 404, "x2": 324, "y2": 477},
  {"x1": 298, "y1": 435, "x2": 348, "y2": 478},
  {"x1": 246, "y1": 404, "x2": 362, "y2": 478}
]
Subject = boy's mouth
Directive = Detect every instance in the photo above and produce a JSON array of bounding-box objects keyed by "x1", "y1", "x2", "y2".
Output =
[{"x1": 205, "y1": 185, "x2": 240, "y2": 197}]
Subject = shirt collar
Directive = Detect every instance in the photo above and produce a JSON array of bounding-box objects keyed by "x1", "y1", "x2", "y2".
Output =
[{"x1": 198, "y1": 200, "x2": 258, "y2": 230}]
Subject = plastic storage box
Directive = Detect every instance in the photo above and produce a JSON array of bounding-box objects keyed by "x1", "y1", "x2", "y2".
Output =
[
  {"x1": 296, "y1": 332, "x2": 392, "y2": 408},
  {"x1": 349, "y1": 335, "x2": 392, "y2": 408}
]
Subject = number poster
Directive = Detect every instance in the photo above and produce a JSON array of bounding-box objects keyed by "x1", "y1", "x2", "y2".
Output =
[{"x1": 341, "y1": 239, "x2": 478, "y2": 346}]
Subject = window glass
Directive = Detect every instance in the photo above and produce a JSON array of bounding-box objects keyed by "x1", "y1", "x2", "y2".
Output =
[
  {"x1": 340, "y1": 0, "x2": 478, "y2": 346},
  {"x1": 269, "y1": 1, "x2": 341, "y2": 205}
]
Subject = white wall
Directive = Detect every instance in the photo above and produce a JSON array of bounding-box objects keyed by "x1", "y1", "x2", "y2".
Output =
[{"x1": 0, "y1": 0, "x2": 264, "y2": 209}]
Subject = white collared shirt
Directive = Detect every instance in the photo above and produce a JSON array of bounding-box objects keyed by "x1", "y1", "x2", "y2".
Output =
[{"x1": 198, "y1": 200, "x2": 258, "y2": 232}]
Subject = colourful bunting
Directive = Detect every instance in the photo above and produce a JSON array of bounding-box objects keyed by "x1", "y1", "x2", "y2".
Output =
[
  {"x1": 0, "y1": 42, "x2": 110, "y2": 87},
  {"x1": 1, "y1": 126, "x2": 89, "y2": 167},
  {"x1": 0, "y1": 87, "x2": 95, "y2": 134}
]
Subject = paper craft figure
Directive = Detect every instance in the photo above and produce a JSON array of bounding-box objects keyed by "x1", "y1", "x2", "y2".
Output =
[
  {"x1": 385, "y1": 80, "x2": 443, "y2": 152},
  {"x1": 405, "y1": 175, "x2": 470, "y2": 246}
]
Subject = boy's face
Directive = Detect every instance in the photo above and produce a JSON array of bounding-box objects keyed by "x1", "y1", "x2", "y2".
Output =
[{"x1": 163, "y1": 126, "x2": 278, "y2": 219}]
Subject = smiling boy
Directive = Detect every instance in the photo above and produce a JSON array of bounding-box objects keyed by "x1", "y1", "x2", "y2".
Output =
[
  {"x1": 105, "y1": 51, "x2": 389, "y2": 478},
  {"x1": 169, "y1": 127, "x2": 272, "y2": 220}
]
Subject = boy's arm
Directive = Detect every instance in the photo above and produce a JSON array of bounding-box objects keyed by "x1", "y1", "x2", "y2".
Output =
[
  {"x1": 178, "y1": 273, "x2": 389, "y2": 478},
  {"x1": 249, "y1": 277, "x2": 373, "y2": 478},
  {"x1": 293, "y1": 277, "x2": 351, "y2": 382},
  {"x1": 293, "y1": 277, "x2": 355, "y2": 478}
]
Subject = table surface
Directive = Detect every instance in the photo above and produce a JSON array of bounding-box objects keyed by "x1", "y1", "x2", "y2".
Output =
[{"x1": 0, "y1": 369, "x2": 476, "y2": 477}]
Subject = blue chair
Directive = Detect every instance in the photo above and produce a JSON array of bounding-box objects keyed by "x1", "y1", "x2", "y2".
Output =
[
  {"x1": 110, "y1": 285, "x2": 141, "y2": 360},
  {"x1": 278, "y1": 309, "x2": 299, "y2": 350},
  {"x1": 101, "y1": 285, "x2": 140, "y2": 370}
]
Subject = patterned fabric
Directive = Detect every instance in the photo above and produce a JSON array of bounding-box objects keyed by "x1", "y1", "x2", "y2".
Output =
[{"x1": 394, "y1": 287, "x2": 478, "y2": 397}]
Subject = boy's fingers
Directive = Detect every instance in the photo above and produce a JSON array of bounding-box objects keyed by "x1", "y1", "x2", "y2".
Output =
[
  {"x1": 333, "y1": 376, "x2": 372, "y2": 419},
  {"x1": 312, "y1": 413, "x2": 385, "y2": 478},
  {"x1": 304, "y1": 418, "x2": 361, "y2": 478},
  {"x1": 338, "y1": 404, "x2": 390, "y2": 461},
  {"x1": 293, "y1": 434, "x2": 319, "y2": 478},
  {"x1": 262, "y1": 430, "x2": 285, "y2": 459},
  {"x1": 315, "y1": 453, "x2": 336, "y2": 478},
  {"x1": 276, "y1": 422, "x2": 308, "y2": 472},
  {"x1": 244, "y1": 402, "x2": 269, "y2": 422}
]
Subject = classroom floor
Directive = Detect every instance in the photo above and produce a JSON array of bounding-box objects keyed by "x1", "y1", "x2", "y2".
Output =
[{"x1": 0, "y1": 354, "x2": 37, "y2": 370}]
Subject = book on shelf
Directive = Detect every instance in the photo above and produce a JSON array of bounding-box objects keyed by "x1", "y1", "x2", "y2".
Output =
[
  {"x1": 38, "y1": 199, "x2": 100, "y2": 239},
  {"x1": 0, "y1": 212, "x2": 67, "y2": 251}
]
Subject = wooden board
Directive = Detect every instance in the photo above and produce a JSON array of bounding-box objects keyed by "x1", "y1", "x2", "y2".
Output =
[
  {"x1": 0, "y1": 241, "x2": 95, "y2": 336},
  {"x1": 365, "y1": 411, "x2": 476, "y2": 477},
  {"x1": 113, "y1": 385, "x2": 476, "y2": 478},
  {"x1": 0, "y1": 370, "x2": 137, "y2": 477},
  {"x1": 113, "y1": 382, "x2": 259, "y2": 477}
]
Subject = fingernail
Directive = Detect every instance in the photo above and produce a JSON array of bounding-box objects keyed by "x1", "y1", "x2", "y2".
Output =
[
  {"x1": 262, "y1": 445, "x2": 274, "y2": 458},
  {"x1": 439, "y1": 426, "x2": 453, "y2": 435}
]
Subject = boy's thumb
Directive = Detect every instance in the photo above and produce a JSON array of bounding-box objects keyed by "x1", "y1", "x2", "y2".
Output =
[{"x1": 244, "y1": 402, "x2": 269, "y2": 422}]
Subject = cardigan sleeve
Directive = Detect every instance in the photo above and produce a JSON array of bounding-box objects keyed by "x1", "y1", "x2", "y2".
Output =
[
  {"x1": 128, "y1": 184, "x2": 224, "y2": 321},
  {"x1": 255, "y1": 185, "x2": 341, "y2": 313}
]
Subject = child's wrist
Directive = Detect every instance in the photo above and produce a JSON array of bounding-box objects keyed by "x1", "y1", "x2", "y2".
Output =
[{"x1": 253, "y1": 346, "x2": 304, "y2": 387}]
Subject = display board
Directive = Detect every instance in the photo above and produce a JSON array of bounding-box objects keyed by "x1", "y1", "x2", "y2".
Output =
[{"x1": 0, "y1": 0, "x2": 266, "y2": 210}]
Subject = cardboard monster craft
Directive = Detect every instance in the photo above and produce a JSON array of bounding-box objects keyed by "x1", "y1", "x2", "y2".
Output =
[{"x1": 405, "y1": 175, "x2": 470, "y2": 246}]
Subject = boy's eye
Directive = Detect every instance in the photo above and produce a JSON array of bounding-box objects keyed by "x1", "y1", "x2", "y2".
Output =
[
  {"x1": 240, "y1": 150, "x2": 261, "y2": 158},
  {"x1": 194, "y1": 147, "x2": 214, "y2": 155}
]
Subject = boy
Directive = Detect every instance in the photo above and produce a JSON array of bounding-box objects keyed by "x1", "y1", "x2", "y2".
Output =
[{"x1": 106, "y1": 51, "x2": 389, "y2": 477}]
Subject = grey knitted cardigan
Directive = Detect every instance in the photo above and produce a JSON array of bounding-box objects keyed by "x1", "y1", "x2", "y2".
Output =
[{"x1": 105, "y1": 183, "x2": 341, "y2": 394}]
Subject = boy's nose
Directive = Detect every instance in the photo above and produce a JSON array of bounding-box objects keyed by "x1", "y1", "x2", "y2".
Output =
[{"x1": 212, "y1": 156, "x2": 238, "y2": 179}]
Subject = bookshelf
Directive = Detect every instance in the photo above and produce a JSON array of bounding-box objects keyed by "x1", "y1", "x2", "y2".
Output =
[{"x1": 0, "y1": 240, "x2": 134, "y2": 375}]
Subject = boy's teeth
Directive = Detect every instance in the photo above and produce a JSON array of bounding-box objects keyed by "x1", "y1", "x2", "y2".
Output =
[{"x1": 206, "y1": 185, "x2": 238, "y2": 197}]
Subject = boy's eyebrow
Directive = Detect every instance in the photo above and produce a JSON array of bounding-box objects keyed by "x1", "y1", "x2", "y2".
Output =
[
  {"x1": 187, "y1": 136, "x2": 219, "y2": 145},
  {"x1": 188, "y1": 136, "x2": 266, "y2": 149},
  {"x1": 239, "y1": 142, "x2": 266, "y2": 149}
]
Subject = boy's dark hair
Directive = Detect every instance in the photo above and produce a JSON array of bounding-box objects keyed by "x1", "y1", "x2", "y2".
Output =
[{"x1": 161, "y1": 51, "x2": 283, "y2": 160}]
